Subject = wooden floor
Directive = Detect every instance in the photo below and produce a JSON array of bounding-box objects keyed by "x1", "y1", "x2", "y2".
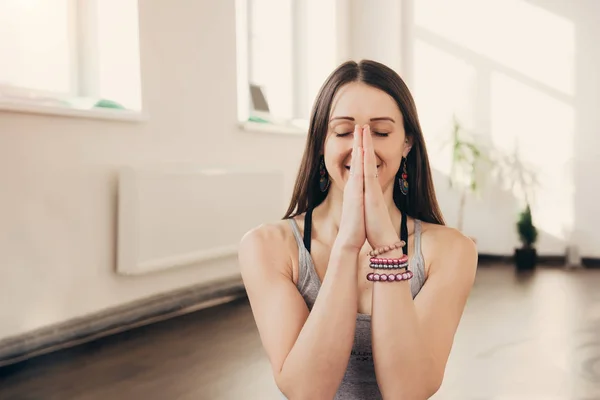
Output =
[{"x1": 1, "y1": 265, "x2": 599, "y2": 400}]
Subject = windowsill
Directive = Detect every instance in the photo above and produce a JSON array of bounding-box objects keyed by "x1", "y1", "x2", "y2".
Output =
[
  {"x1": 238, "y1": 120, "x2": 308, "y2": 136},
  {"x1": 0, "y1": 99, "x2": 147, "y2": 122}
]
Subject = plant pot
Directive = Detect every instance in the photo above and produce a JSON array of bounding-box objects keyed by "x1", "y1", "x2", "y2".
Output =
[{"x1": 514, "y1": 247, "x2": 537, "y2": 271}]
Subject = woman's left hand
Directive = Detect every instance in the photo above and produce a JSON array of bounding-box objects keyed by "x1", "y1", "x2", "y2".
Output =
[{"x1": 362, "y1": 125, "x2": 401, "y2": 250}]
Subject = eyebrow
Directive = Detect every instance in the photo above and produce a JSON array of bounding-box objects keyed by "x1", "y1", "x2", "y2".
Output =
[{"x1": 329, "y1": 116, "x2": 396, "y2": 123}]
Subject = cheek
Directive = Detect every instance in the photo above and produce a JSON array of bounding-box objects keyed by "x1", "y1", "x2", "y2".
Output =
[
  {"x1": 377, "y1": 147, "x2": 402, "y2": 171},
  {"x1": 324, "y1": 139, "x2": 350, "y2": 164}
]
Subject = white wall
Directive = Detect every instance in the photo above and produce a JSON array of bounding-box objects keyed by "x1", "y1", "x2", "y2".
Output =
[
  {"x1": 0, "y1": 0, "x2": 306, "y2": 340},
  {"x1": 346, "y1": 0, "x2": 404, "y2": 72}
]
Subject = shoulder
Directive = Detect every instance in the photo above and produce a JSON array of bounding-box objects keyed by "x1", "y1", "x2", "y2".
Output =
[
  {"x1": 238, "y1": 219, "x2": 296, "y2": 280},
  {"x1": 420, "y1": 222, "x2": 476, "y2": 254},
  {"x1": 239, "y1": 220, "x2": 291, "y2": 250},
  {"x1": 419, "y1": 222, "x2": 478, "y2": 276}
]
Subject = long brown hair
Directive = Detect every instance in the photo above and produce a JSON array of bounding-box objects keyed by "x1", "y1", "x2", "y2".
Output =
[{"x1": 283, "y1": 59, "x2": 445, "y2": 225}]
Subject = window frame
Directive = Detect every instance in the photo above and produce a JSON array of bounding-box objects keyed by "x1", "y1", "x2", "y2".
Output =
[
  {"x1": 0, "y1": 0, "x2": 145, "y2": 122},
  {"x1": 236, "y1": 0, "x2": 309, "y2": 135}
]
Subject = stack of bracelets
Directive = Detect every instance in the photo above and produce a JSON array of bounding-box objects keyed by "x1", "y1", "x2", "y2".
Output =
[{"x1": 366, "y1": 240, "x2": 413, "y2": 283}]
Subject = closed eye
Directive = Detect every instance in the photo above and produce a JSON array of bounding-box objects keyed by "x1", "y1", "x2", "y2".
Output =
[{"x1": 335, "y1": 132, "x2": 390, "y2": 137}]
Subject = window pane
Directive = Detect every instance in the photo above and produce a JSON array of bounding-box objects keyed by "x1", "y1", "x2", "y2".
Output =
[
  {"x1": 96, "y1": 0, "x2": 142, "y2": 110},
  {"x1": 248, "y1": 0, "x2": 294, "y2": 121},
  {"x1": 0, "y1": 0, "x2": 74, "y2": 95}
]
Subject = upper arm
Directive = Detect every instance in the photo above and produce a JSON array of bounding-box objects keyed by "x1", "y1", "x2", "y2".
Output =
[
  {"x1": 238, "y1": 224, "x2": 310, "y2": 381},
  {"x1": 413, "y1": 230, "x2": 478, "y2": 381}
]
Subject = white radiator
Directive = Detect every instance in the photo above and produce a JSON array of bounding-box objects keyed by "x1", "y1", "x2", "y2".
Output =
[{"x1": 117, "y1": 164, "x2": 284, "y2": 275}]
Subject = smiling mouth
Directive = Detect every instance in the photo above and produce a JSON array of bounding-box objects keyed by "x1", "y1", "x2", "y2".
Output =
[{"x1": 345, "y1": 165, "x2": 381, "y2": 170}]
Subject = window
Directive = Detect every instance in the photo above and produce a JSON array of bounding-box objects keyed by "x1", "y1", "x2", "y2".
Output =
[
  {"x1": 0, "y1": 0, "x2": 75, "y2": 95},
  {"x1": 236, "y1": 0, "x2": 342, "y2": 131},
  {"x1": 0, "y1": 0, "x2": 142, "y2": 118}
]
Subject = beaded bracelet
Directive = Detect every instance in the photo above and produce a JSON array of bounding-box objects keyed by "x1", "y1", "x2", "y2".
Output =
[
  {"x1": 369, "y1": 262, "x2": 408, "y2": 270},
  {"x1": 370, "y1": 255, "x2": 408, "y2": 265},
  {"x1": 367, "y1": 270, "x2": 413, "y2": 282},
  {"x1": 367, "y1": 241, "x2": 405, "y2": 257},
  {"x1": 369, "y1": 254, "x2": 409, "y2": 270}
]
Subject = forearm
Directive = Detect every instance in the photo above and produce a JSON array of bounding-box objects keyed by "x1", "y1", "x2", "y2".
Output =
[
  {"x1": 371, "y1": 247, "x2": 440, "y2": 399},
  {"x1": 278, "y1": 242, "x2": 359, "y2": 399}
]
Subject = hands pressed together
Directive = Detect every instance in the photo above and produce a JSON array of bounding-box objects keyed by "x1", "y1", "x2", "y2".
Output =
[{"x1": 337, "y1": 125, "x2": 400, "y2": 254}]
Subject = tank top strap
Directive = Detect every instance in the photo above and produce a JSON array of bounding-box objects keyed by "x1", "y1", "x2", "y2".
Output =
[
  {"x1": 286, "y1": 218, "x2": 315, "y2": 292},
  {"x1": 411, "y1": 219, "x2": 426, "y2": 286},
  {"x1": 413, "y1": 219, "x2": 422, "y2": 257},
  {"x1": 287, "y1": 218, "x2": 304, "y2": 247}
]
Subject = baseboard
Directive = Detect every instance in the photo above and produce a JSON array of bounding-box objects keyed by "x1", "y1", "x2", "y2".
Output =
[
  {"x1": 477, "y1": 253, "x2": 600, "y2": 268},
  {"x1": 0, "y1": 276, "x2": 247, "y2": 368}
]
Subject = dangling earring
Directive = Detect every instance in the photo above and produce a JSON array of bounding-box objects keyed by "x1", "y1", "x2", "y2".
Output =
[
  {"x1": 319, "y1": 156, "x2": 330, "y2": 192},
  {"x1": 399, "y1": 157, "x2": 408, "y2": 195}
]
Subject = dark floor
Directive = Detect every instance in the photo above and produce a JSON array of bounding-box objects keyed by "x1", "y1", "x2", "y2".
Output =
[{"x1": 1, "y1": 265, "x2": 599, "y2": 400}]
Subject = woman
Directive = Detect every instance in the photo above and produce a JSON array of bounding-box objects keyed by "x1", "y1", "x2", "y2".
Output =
[{"x1": 239, "y1": 60, "x2": 477, "y2": 399}]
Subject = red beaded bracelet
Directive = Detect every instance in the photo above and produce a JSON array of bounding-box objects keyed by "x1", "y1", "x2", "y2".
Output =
[
  {"x1": 367, "y1": 270, "x2": 413, "y2": 282},
  {"x1": 369, "y1": 254, "x2": 409, "y2": 270},
  {"x1": 369, "y1": 255, "x2": 408, "y2": 264}
]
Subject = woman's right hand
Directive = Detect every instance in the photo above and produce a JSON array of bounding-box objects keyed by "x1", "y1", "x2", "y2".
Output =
[{"x1": 335, "y1": 124, "x2": 366, "y2": 252}]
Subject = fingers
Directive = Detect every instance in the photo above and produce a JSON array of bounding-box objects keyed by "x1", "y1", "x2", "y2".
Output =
[
  {"x1": 350, "y1": 124, "x2": 363, "y2": 178},
  {"x1": 362, "y1": 125, "x2": 378, "y2": 188},
  {"x1": 351, "y1": 124, "x2": 364, "y2": 191},
  {"x1": 354, "y1": 123, "x2": 363, "y2": 149}
]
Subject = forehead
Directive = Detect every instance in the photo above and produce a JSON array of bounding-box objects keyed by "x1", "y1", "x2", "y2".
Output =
[{"x1": 329, "y1": 82, "x2": 401, "y2": 120}]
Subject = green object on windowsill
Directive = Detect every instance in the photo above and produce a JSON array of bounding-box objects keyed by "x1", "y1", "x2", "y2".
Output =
[
  {"x1": 248, "y1": 115, "x2": 269, "y2": 123},
  {"x1": 94, "y1": 99, "x2": 126, "y2": 110}
]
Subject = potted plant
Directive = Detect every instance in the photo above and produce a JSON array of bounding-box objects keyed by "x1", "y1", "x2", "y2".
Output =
[
  {"x1": 492, "y1": 141, "x2": 540, "y2": 271},
  {"x1": 445, "y1": 115, "x2": 489, "y2": 234},
  {"x1": 515, "y1": 204, "x2": 538, "y2": 271}
]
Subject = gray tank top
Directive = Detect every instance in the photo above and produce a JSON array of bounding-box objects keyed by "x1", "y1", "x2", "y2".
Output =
[{"x1": 286, "y1": 218, "x2": 427, "y2": 399}]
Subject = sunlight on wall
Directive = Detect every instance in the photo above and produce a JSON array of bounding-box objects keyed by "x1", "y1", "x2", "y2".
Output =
[
  {"x1": 413, "y1": 40, "x2": 478, "y2": 174},
  {"x1": 414, "y1": 0, "x2": 575, "y2": 96},
  {"x1": 411, "y1": 0, "x2": 576, "y2": 248},
  {"x1": 490, "y1": 72, "x2": 575, "y2": 240}
]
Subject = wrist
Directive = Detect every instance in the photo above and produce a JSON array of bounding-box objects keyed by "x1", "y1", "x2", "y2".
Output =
[
  {"x1": 370, "y1": 229, "x2": 401, "y2": 251},
  {"x1": 331, "y1": 237, "x2": 362, "y2": 259},
  {"x1": 329, "y1": 241, "x2": 361, "y2": 277}
]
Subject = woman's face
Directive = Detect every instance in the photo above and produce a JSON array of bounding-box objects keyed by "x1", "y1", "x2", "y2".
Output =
[{"x1": 323, "y1": 82, "x2": 411, "y2": 192}]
